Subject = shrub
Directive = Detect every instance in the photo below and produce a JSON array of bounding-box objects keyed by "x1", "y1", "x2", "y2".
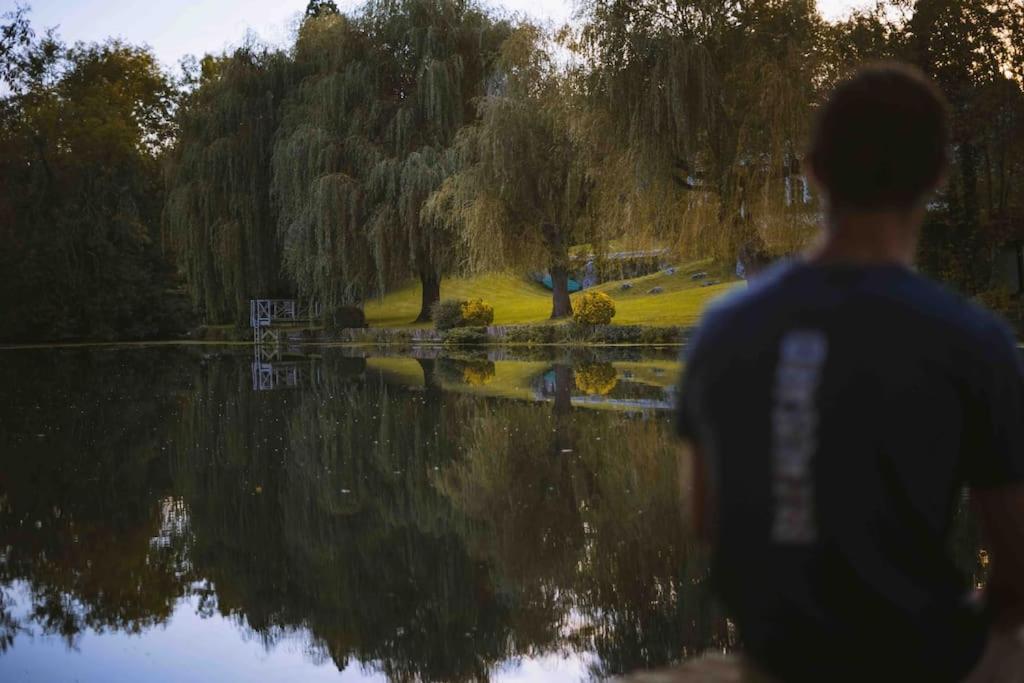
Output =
[
  {"x1": 505, "y1": 324, "x2": 556, "y2": 345},
  {"x1": 443, "y1": 326, "x2": 490, "y2": 346},
  {"x1": 639, "y1": 326, "x2": 683, "y2": 345},
  {"x1": 329, "y1": 306, "x2": 367, "y2": 330},
  {"x1": 575, "y1": 362, "x2": 618, "y2": 395},
  {"x1": 573, "y1": 291, "x2": 616, "y2": 325},
  {"x1": 432, "y1": 298, "x2": 466, "y2": 331},
  {"x1": 460, "y1": 298, "x2": 494, "y2": 326}
]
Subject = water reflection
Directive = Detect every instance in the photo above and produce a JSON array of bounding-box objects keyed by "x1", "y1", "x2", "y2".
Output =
[{"x1": 0, "y1": 345, "x2": 984, "y2": 681}]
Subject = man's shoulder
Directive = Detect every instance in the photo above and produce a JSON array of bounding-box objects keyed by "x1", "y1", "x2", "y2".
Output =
[
  {"x1": 888, "y1": 273, "x2": 1017, "y2": 353},
  {"x1": 694, "y1": 261, "x2": 1017, "y2": 356},
  {"x1": 695, "y1": 261, "x2": 799, "y2": 333}
]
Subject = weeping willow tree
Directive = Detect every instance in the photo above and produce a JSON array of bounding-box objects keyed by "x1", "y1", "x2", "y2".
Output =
[
  {"x1": 163, "y1": 44, "x2": 293, "y2": 325},
  {"x1": 573, "y1": 0, "x2": 826, "y2": 262},
  {"x1": 270, "y1": 14, "x2": 379, "y2": 317},
  {"x1": 365, "y1": 0, "x2": 512, "y2": 321},
  {"x1": 428, "y1": 24, "x2": 599, "y2": 318},
  {"x1": 271, "y1": 0, "x2": 511, "y2": 322}
]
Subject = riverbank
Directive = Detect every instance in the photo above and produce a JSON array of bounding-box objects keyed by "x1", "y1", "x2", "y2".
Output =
[
  {"x1": 302, "y1": 321, "x2": 695, "y2": 347},
  {"x1": 179, "y1": 259, "x2": 738, "y2": 347}
]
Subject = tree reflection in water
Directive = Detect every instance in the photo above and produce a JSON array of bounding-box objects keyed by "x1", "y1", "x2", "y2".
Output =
[{"x1": 0, "y1": 347, "x2": 986, "y2": 681}]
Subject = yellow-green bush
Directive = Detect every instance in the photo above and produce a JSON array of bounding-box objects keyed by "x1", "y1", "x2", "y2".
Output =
[
  {"x1": 460, "y1": 298, "x2": 495, "y2": 326},
  {"x1": 574, "y1": 362, "x2": 618, "y2": 396},
  {"x1": 573, "y1": 291, "x2": 616, "y2": 325}
]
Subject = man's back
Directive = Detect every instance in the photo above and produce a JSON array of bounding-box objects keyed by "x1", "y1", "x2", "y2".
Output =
[{"x1": 677, "y1": 261, "x2": 1024, "y2": 681}]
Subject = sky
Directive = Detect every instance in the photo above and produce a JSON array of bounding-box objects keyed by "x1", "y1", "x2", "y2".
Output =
[{"x1": 13, "y1": 0, "x2": 874, "y2": 71}]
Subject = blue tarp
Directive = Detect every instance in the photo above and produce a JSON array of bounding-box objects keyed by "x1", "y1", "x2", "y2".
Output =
[{"x1": 540, "y1": 273, "x2": 582, "y2": 292}]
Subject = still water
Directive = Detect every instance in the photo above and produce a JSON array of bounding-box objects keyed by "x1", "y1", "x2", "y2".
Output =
[
  {"x1": 0, "y1": 344, "x2": 735, "y2": 682},
  {"x1": 0, "y1": 344, "x2": 987, "y2": 682}
]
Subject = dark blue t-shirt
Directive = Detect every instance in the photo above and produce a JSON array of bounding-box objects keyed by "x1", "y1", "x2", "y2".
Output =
[{"x1": 676, "y1": 261, "x2": 1024, "y2": 682}]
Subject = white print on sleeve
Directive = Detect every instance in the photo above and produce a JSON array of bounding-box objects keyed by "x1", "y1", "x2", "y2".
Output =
[{"x1": 771, "y1": 329, "x2": 828, "y2": 544}]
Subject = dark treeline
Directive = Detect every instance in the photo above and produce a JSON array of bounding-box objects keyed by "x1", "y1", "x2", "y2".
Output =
[
  {"x1": 1, "y1": 0, "x2": 1022, "y2": 341},
  {"x1": 0, "y1": 10, "x2": 191, "y2": 341}
]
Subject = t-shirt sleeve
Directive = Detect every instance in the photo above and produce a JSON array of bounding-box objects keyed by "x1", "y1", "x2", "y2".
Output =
[
  {"x1": 676, "y1": 325, "x2": 709, "y2": 442},
  {"x1": 963, "y1": 323, "x2": 1024, "y2": 489}
]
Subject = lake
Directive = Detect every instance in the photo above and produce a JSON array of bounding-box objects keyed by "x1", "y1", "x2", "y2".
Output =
[
  {"x1": 0, "y1": 343, "x2": 733, "y2": 682},
  {"x1": 0, "y1": 344, "x2": 986, "y2": 682}
]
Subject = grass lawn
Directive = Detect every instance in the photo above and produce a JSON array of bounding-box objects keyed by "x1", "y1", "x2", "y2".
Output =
[{"x1": 364, "y1": 258, "x2": 742, "y2": 328}]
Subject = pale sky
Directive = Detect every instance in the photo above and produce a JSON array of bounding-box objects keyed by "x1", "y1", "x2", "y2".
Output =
[{"x1": 12, "y1": 0, "x2": 873, "y2": 71}]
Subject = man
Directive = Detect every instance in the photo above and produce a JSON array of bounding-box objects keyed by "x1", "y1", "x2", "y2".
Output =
[{"x1": 676, "y1": 64, "x2": 1024, "y2": 682}]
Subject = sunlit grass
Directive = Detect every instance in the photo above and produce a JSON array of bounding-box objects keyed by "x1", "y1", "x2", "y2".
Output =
[
  {"x1": 364, "y1": 271, "x2": 554, "y2": 327},
  {"x1": 364, "y1": 259, "x2": 742, "y2": 328}
]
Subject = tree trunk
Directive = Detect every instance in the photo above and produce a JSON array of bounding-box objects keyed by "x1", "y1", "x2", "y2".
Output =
[
  {"x1": 415, "y1": 270, "x2": 440, "y2": 323},
  {"x1": 549, "y1": 265, "x2": 573, "y2": 319}
]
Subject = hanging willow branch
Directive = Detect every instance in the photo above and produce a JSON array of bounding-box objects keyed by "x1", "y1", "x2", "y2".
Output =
[
  {"x1": 269, "y1": 1, "x2": 509, "y2": 318},
  {"x1": 574, "y1": 0, "x2": 825, "y2": 261},
  {"x1": 163, "y1": 44, "x2": 293, "y2": 324}
]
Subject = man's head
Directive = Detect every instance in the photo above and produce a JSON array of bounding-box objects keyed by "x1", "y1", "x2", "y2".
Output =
[{"x1": 807, "y1": 63, "x2": 951, "y2": 214}]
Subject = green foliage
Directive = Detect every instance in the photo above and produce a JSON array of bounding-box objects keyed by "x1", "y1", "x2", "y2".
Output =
[
  {"x1": 905, "y1": 0, "x2": 1024, "y2": 295},
  {"x1": 431, "y1": 298, "x2": 467, "y2": 331},
  {"x1": 163, "y1": 43, "x2": 292, "y2": 326},
  {"x1": 573, "y1": 291, "x2": 616, "y2": 325},
  {"x1": 443, "y1": 326, "x2": 490, "y2": 346},
  {"x1": 503, "y1": 324, "x2": 558, "y2": 345},
  {"x1": 572, "y1": 0, "x2": 824, "y2": 261},
  {"x1": 0, "y1": 18, "x2": 192, "y2": 342},
  {"x1": 428, "y1": 23, "x2": 597, "y2": 318},
  {"x1": 460, "y1": 298, "x2": 494, "y2": 326},
  {"x1": 433, "y1": 297, "x2": 494, "y2": 330},
  {"x1": 271, "y1": 0, "x2": 511, "y2": 321},
  {"x1": 501, "y1": 322, "x2": 682, "y2": 345},
  {"x1": 4, "y1": 0, "x2": 1022, "y2": 340},
  {"x1": 329, "y1": 306, "x2": 367, "y2": 330}
]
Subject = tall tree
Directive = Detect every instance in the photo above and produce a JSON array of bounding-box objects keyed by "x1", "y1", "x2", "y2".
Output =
[
  {"x1": 906, "y1": 0, "x2": 1024, "y2": 295},
  {"x1": 430, "y1": 24, "x2": 595, "y2": 318},
  {"x1": 163, "y1": 44, "x2": 293, "y2": 325},
  {"x1": 270, "y1": 13, "x2": 378, "y2": 318},
  {"x1": 273, "y1": 0, "x2": 510, "y2": 323},
  {"x1": 0, "y1": 9, "x2": 190, "y2": 341},
  {"x1": 573, "y1": 0, "x2": 825, "y2": 260}
]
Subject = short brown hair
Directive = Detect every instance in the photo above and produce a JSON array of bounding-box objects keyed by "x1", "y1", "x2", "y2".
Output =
[{"x1": 808, "y1": 63, "x2": 950, "y2": 211}]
